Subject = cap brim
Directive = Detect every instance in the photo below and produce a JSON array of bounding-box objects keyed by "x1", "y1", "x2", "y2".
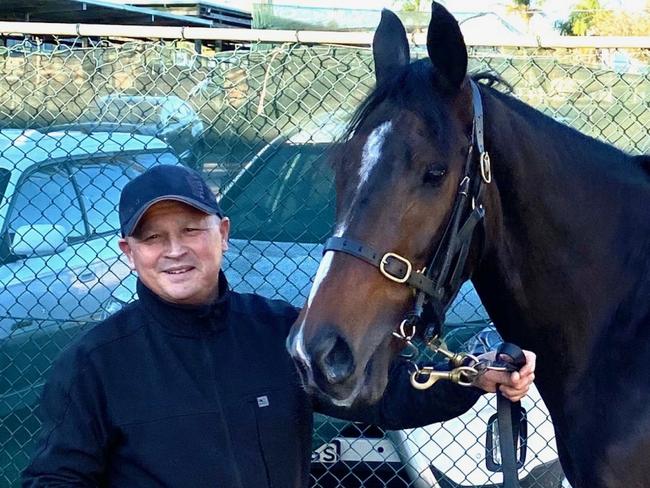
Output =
[{"x1": 122, "y1": 195, "x2": 222, "y2": 237}]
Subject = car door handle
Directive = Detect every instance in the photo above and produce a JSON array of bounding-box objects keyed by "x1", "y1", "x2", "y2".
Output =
[{"x1": 77, "y1": 270, "x2": 96, "y2": 283}]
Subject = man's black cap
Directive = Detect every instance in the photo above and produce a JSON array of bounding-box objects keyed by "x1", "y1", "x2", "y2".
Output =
[{"x1": 119, "y1": 165, "x2": 222, "y2": 237}]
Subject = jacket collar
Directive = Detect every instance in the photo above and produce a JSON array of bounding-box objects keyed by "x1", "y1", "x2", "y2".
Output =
[{"x1": 136, "y1": 271, "x2": 230, "y2": 338}]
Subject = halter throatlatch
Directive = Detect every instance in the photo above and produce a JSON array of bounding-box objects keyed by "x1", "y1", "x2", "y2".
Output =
[{"x1": 323, "y1": 80, "x2": 492, "y2": 389}]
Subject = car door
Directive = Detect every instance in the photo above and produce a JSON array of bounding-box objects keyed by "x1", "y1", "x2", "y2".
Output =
[
  {"x1": 67, "y1": 157, "x2": 142, "y2": 321},
  {"x1": 0, "y1": 162, "x2": 87, "y2": 410},
  {"x1": 1, "y1": 163, "x2": 87, "y2": 330},
  {"x1": 68, "y1": 150, "x2": 181, "y2": 313}
]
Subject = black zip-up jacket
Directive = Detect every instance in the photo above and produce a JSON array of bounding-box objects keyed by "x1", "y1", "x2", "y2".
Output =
[{"x1": 23, "y1": 273, "x2": 482, "y2": 487}]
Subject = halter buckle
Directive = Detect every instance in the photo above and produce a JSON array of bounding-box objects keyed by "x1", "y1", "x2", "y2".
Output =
[
  {"x1": 480, "y1": 151, "x2": 492, "y2": 184},
  {"x1": 380, "y1": 252, "x2": 412, "y2": 284}
]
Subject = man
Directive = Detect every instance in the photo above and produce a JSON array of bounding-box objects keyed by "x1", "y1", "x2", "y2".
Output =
[{"x1": 23, "y1": 164, "x2": 535, "y2": 487}]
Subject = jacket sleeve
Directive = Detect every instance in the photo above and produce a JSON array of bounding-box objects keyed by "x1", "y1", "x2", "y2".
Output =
[
  {"x1": 314, "y1": 357, "x2": 484, "y2": 430},
  {"x1": 22, "y1": 346, "x2": 109, "y2": 487}
]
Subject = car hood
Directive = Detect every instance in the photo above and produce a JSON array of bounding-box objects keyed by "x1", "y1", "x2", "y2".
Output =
[
  {"x1": 225, "y1": 239, "x2": 487, "y2": 322},
  {"x1": 225, "y1": 238, "x2": 322, "y2": 307}
]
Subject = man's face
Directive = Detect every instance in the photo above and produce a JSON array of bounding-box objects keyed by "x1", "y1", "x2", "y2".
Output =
[{"x1": 119, "y1": 200, "x2": 230, "y2": 305}]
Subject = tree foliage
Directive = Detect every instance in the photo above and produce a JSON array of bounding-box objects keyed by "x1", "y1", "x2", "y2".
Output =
[
  {"x1": 392, "y1": 0, "x2": 422, "y2": 12},
  {"x1": 556, "y1": 0, "x2": 650, "y2": 35},
  {"x1": 507, "y1": 0, "x2": 544, "y2": 29}
]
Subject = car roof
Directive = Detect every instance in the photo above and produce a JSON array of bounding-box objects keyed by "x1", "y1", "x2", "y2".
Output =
[
  {"x1": 0, "y1": 129, "x2": 168, "y2": 172},
  {"x1": 97, "y1": 94, "x2": 187, "y2": 107}
]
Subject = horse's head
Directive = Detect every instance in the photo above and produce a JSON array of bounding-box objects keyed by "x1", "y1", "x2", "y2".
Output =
[{"x1": 288, "y1": 2, "x2": 483, "y2": 406}]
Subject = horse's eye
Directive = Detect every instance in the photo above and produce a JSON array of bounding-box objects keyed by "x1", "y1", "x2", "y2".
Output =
[{"x1": 423, "y1": 165, "x2": 447, "y2": 186}]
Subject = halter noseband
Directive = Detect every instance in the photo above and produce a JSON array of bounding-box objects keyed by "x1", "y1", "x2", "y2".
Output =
[{"x1": 323, "y1": 80, "x2": 491, "y2": 342}]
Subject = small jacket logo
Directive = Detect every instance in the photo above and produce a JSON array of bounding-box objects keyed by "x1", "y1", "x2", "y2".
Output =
[{"x1": 257, "y1": 395, "x2": 269, "y2": 408}]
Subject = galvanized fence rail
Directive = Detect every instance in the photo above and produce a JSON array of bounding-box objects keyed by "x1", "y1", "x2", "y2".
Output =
[{"x1": 0, "y1": 27, "x2": 648, "y2": 487}]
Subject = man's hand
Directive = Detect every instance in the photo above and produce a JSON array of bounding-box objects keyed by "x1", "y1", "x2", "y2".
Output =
[{"x1": 471, "y1": 349, "x2": 536, "y2": 402}]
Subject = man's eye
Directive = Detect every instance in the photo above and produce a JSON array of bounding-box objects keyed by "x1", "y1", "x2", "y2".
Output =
[
  {"x1": 144, "y1": 234, "x2": 160, "y2": 241},
  {"x1": 185, "y1": 227, "x2": 202, "y2": 233}
]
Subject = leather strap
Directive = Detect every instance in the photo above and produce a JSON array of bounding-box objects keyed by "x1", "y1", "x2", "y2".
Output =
[
  {"x1": 471, "y1": 80, "x2": 486, "y2": 154},
  {"x1": 496, "y1": 343, "x2": 527, "y2": 488},
  {"x1": 323, "y1": 236, "x2": 439, "y2": 297}
]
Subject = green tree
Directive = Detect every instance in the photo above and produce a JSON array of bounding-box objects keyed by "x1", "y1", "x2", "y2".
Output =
[
  {"x1": 392, "y1": 0, "x2": 422, "y2": 12},
  {"x1": 556, "y1": 0, "x2": 650, "y2": 35},
  {"x1": 508, "y1": 0, "x2": 545, "y2": 32},
  {"x1": 555, "y1": 0, "x2": 602, "y2": 35}
]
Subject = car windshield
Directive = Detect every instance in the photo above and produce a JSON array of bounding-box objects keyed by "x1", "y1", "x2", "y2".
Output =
[
  {"x1": 71, "y1": 151, "x2": 179, "y2": 234},
  {"x1": 220, "y1": 141, "x2": 335, "y2": 243}
]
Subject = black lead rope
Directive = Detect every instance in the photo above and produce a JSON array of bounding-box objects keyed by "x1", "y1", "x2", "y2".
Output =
[{"x1": 495, "y1": 343, "x2": 527, "y2": 488}]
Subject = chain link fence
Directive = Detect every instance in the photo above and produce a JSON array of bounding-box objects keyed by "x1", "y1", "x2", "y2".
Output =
[{"x1": 0, "y1": 32, "x2": 648, "y2": 487}]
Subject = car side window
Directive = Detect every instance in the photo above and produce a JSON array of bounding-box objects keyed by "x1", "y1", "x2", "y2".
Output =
[
  {"x1": 134, "y1": 151, "x2": 179, "y2": 168},
  {"x1": 221, "y1": 142, "x2": 334, "y2": 243},
  {"x1": 71, "y1": 159, "x2": 144, "y2": 235},
  {"x1": 7, "y1": 165, "x2": 84, "y2": 240},
  {"x1": 0, "y1": 169, "x2": 9, "y2": 203}
]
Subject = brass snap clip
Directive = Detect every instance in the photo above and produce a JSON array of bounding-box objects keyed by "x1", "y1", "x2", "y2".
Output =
[{"x1": 409, "y1": 366, "x2": 478, "y2": 390}]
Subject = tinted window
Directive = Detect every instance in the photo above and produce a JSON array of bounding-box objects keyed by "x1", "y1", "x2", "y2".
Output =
[
  {"x1": 220, "y1": 142, "x2": 335, "y2": 243},
  {"x1": 8, "y1": 166, "x2": 84, "y2": 239},
  {"x1": 71, "y1": 160, "x2": 144, "y2": 234},
  {"x1": 0, "y1": 169, "x2": 9, "y2": 204}
]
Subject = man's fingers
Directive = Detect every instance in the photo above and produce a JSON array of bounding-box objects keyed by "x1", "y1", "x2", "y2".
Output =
[
  {"x1": 499, "y1": 384, "x2": 527, "y2": 402},
  {"x1": 519, "y1": 350, "x2": 537, "y2": 375},
  {"x1": 473, "y1": 348, "x2": 537, "y2": 399}
]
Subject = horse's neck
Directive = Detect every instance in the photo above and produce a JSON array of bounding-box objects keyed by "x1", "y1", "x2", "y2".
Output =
[{"x1": 472, "y1": 88, "x2": 650, "y2": 403}]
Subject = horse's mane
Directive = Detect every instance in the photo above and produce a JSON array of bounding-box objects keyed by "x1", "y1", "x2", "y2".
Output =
[
  {"x1": 342, "y1": 60, "x2": 649, "y2": 179},
  {"x1": 344, "y1": 59, "x2": 446, "y2": 141},
  {"x1": 344, "y1": 63, "x2": 511, "y2": 141}
]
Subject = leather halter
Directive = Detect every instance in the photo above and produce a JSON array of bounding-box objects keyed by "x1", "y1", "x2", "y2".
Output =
[{"x1": 323, "y1": 80, "x2": 491, "y2": 340}]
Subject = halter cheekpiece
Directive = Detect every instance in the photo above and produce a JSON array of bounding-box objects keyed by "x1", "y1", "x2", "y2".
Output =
[{"x1": 323, "y1": 79, "x2": 492, "y2": 345}]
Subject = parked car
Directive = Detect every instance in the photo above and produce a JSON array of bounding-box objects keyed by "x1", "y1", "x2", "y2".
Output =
[
  {"x1": 0, "y1": 128, "x2": 180, "y2": 485},
  {"x1": 80, "y1": 94, "x2": 206, "y2": 170},
  {"x1": 217, "y1": 117, "x2": 568, "y2": 487}
]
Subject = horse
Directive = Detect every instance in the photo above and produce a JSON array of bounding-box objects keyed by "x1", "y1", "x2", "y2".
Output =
[{"x1": 286, "y1": 3, "x2": 650, "y2": 487}]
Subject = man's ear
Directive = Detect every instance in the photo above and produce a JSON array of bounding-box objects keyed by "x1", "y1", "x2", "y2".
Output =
[
  {"x1": 219, "y1": 217, "x2": 230, "y2": 252},
  {"x1": 118, "y1": 238, "x2": 136, "y2": 270}
]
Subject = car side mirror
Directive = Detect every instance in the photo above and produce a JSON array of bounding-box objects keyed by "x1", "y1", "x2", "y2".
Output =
[{"x1": 10, "y1": 224, "x2": 68, "y2": 257}]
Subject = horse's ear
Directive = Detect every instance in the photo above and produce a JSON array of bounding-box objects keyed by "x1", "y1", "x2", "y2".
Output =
[
  {"x1": 426, "y1": 1, "x2": 468, "y2": 92},
  {"x1": 373, "y1": 9, "x2": 410, "y2": 85}
]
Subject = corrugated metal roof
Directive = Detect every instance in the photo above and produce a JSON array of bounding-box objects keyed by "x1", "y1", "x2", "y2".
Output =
[{"x1": 0, "y1": 0, "x2": 250, "y2": 28}]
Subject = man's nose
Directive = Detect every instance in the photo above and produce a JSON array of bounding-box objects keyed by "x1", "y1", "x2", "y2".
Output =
[{"x1": 163, "y1": 236, "x2": 187, "y2": 256}]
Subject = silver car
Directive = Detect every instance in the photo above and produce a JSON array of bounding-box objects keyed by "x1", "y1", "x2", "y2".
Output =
[{"x1": 0, "y1": 128, "x2": 179, "y2": 429}]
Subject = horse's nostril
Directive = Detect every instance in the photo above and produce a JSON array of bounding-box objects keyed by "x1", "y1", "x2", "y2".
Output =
[{"x1": 319, "y1": 335, "x2": 355, "y2": 385}]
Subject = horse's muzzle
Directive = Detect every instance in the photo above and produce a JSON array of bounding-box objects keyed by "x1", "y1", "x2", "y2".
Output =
[
  {"x1": 288, "y1": 323, "x2": 360, "y2": 403},
  {"x1": 312, "y1": 332, "x2": 356, "y2": 387}
]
